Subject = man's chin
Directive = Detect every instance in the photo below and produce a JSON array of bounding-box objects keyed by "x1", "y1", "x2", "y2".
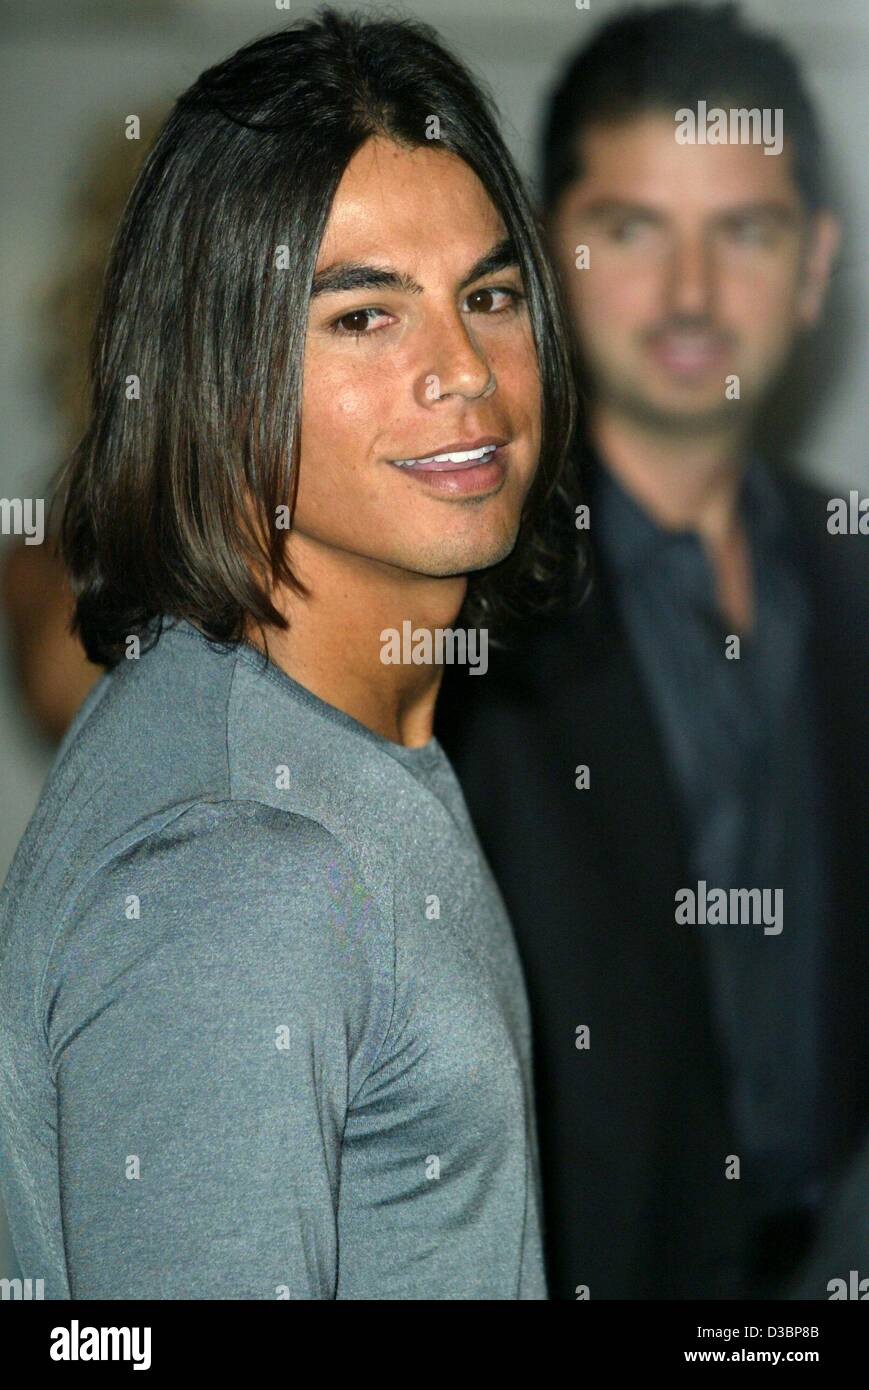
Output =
[
  {"x1": 458, "y1": 519, "x2": 524, "y2": 576},
  {"x1": 610, "y1": 387, "x2": 751, "y2": 437},
  {"x1": 404, "y1": 523, "x2": 522, "y2": 581}
]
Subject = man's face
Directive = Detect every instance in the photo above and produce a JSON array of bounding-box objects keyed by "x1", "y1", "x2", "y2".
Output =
[
  {"x1": 293, "y1": 137, "x2": 540, "y2": 580},
  {"x1": 548, "y1": 113, "x2": 838, "y2": 434}
]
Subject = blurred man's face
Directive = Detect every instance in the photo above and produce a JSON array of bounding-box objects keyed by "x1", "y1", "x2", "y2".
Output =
[
  {"x1": 548, "y1": 113, "x2": 839, "y2": 435},
  {"x1": 294, "y1": 136, "x2": 541, "y2": 581}
]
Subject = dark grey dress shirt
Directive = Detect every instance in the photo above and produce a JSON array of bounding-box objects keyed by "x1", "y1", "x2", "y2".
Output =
[{"x1": 594, "y1": 455, "x2": 830, "y2": 1227}]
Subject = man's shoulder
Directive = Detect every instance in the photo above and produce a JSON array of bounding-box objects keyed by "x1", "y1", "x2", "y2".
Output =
[
  {"x1": 6, "y1": 624, "x2": 239, "y2": 888},
  {"x1": 769, "y1": 458, "x2": 866, "y2": 534},
  {"x1": 2, "y1": 621, "x2": 389, "y2": 963},
  {"x1": 6, "y1": 795, "x2": 390, "y2": 1068},
  {"x1": 61, "y1": 796, "x2": 378, "y2": 930},
  {"x1": 769, "y1": 461, "x2": 869, "y2": 607}
]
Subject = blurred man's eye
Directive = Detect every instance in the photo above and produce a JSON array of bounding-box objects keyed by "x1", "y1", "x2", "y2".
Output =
[
  {"x1": 725, "y1": 217, "x2": 777, "y2": 246},
  {"x1": 607, "y1": 217, "x2": 655, "y2": 243}
]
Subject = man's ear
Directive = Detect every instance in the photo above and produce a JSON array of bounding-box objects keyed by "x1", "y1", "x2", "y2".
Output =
[{"x1": 797, "y1": 209, "x2": 841, "y2": 327}]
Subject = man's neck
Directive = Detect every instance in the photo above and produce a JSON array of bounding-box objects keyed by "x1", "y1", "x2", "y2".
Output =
[
  {"x1": 592, "y1": 407, "x2": 750, "y2": 546},
  {"x1": 245, "y1": 534, "x2": 467, "y2": 748},
  {"x1": 592, "y1": 406, "x2": 756, "y2": 633}
]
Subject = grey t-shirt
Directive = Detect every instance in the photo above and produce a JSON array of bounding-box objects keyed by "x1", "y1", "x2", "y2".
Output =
[{"x1": 0, "y1": 618, "x2": 545, "y2": 1299}]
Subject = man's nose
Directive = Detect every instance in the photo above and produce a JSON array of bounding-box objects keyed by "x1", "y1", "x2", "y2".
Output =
[
  {"x1": 665, "y1": 233, "x2": 716, "y2": 317},
  {"x1": 414, "y1": 311, "x2": 493, "y2": 405}
]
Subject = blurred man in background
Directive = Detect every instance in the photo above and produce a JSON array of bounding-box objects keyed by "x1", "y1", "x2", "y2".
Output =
[{"x1": 439, "y1": 1, "x2": 868, "y2": 1299}]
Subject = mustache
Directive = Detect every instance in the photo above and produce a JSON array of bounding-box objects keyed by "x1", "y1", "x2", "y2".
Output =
[{"x1": 643, "y1": 318, "x2": 735, "y2": 345}]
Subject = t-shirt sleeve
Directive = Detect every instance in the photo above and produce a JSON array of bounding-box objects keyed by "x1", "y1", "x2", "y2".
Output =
[{"x1": 41, "y1": 799, "x2": 394, "y2": 1299}]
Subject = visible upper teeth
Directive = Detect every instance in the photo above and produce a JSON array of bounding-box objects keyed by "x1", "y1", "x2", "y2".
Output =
[{"x1": 393, "y1": 445, "x2": 497, "y2": 467}]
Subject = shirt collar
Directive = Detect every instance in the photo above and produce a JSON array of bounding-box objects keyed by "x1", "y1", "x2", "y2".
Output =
[{"x1": 589, "y1": 443, "x2": 791, "y2": 580}]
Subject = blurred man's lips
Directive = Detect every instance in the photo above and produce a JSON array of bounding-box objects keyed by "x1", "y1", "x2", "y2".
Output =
[{"x1": 647, "y1": 333, "x2": 727, "y2": 374}]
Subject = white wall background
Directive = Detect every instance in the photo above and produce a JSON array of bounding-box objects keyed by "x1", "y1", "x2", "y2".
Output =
[{"x1": 1, "y1": 0, "x2": 867, "y2": 1281}]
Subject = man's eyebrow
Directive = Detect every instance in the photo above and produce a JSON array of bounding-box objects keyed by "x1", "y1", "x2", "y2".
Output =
[
  {"x1": 580, "y1": 197, "x2": 800, "y2": 225},
  {"x1": 310, "y1": 262, "x2": 423, "y2": 298},
  {"x1": 457, "y1": 237, "x2": 519, "y2": 290},
  {"x1": 580, "y1": 199, "x2": 666, "y2": 222},
  {"x1": 714, "y1": 201, "x2": 802, "y2": 225},
  {"x1": 309, "y1": 237, "x2": 519, "y2": 300}
]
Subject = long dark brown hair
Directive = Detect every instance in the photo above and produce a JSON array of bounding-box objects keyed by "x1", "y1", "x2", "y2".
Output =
[{"x1": 57, "y1": 7, "x2": 583, "y2": 668}]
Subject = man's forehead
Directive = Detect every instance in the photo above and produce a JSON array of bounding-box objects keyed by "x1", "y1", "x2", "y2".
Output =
[
  {"x1": 330, "y1": 136, "x2": 488, "y2": 209},
  {"x1": 314, "y1": 221, "x2": 506, "y2": 275},
  {"x1": 566, "y1": 115, "x2": 802, "y2": 209},
  {"x1": 316, "y1": 153, "x2": 506, "y2": 273}
]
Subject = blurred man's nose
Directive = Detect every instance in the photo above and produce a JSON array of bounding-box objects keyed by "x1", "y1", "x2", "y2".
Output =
[{"x1": 664, "y1": 231, "x2": 716, "y2": 318}]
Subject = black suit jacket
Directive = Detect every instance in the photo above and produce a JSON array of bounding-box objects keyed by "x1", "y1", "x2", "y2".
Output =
[{"x1": 437, "y1": 467, "x2": 869, "y2": 1300}]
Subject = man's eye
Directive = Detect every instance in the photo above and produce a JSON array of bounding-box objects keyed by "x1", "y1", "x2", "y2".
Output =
[
  {"x1": 608, "y1": 218, "x2": 652, "y2": 243},
  {"x1": 464, "y1": 286, "x2": 525, "y2": 314},
  {"x1": 329, "y1": 307, "x2": 392, "y2": 336},
  {"x1": 727, "y1": 219, "x2": 774, "y2": 245}
]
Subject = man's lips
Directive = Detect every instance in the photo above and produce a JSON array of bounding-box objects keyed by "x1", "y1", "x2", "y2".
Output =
[
  {"x1": 646, "y1": 331, "x2": 729, "y2": 374},
  {"x1": 385, "y1": 438, "x2": 510, "y2": 496},
  {"x1": 387, "y1": 435, "x2": 508, "y2": 471}
]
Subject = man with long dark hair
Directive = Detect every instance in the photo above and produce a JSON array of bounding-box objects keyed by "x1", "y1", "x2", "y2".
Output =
[{"x1": 0, "y1": 10, "x2": 578, "y2": 1299}]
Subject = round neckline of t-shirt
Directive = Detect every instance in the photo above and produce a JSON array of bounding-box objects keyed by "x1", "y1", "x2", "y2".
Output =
[{"x1": 165, "y1": 616, "x2": 445, "y2": 772}]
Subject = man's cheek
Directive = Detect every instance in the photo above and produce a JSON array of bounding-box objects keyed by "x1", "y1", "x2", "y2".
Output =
[
  {"x1": 320, "y1": 376, "x2": 375, "y2": 421},
  {"x1": 581, "y1": 278, "x2": 626, "y2": 323}
]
